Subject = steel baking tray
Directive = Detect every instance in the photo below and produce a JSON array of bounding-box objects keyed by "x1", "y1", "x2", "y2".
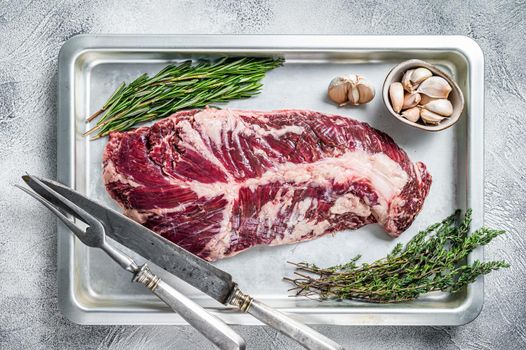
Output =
[{"x1": 57, "y1": 35, "x2": 484, "y2": 325}]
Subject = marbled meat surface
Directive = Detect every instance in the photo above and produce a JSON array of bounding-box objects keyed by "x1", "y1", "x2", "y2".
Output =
[{"x1": 103, "y1": 108, "x2": 432, "y2": 261}]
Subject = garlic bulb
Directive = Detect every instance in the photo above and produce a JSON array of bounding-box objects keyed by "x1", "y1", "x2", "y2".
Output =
[
  {"x1": 417, "y1": 76, "x2": 452, "y2": 98},
  {"x1": 389, "y1": 82, "x2": 404, "y2": 113},
  {"x1": 328, "y1": 74, "x2": 375, "y2": 106},
  {"x1": 422, "y1": 99, "x2": 453, "y2": 117},
  {"x1": 420, "y1": 109, "x2": 446, "y2": 125},
  {"x1": 401, "y1": 107, "x2": 420, "y2": 123},
  {"x1": 402, "y1": 92, "x2": 421, "y2": 109}
]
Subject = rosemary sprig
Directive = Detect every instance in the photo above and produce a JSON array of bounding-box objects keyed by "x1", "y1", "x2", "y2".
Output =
[
  {"x1": 285, "y1": 209, "x2": 509, "y2": 303},
  {"x1": 86, "y1": 57, "x2": 284, "y2": 139}
]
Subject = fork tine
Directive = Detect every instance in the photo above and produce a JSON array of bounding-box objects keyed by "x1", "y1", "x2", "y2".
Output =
[
  {"x1": 22, "y1": 174, "x2": 104, "y2": 235},
  {"x1": 19, "y1": 178, "x2": 134, "y2": 268},
  {"x1": 16, "y1": 185, "x2": 87, "y2": 238},
  {"x1": 22, "y1": 175, "x2": 83, "y2": 222}
]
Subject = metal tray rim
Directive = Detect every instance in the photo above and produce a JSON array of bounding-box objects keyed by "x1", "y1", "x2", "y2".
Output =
[{"x1": 57, "y1": 34, "x2": 484, "y2": 326}]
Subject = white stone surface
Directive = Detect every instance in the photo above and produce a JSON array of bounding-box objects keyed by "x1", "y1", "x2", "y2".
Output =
[{"x1": 0, "y1": 1, "x2": 524, "y2": 349}]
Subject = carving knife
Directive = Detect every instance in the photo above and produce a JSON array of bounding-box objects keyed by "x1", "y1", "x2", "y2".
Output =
[{"x1": 33, "y1": 177, "x2": 344, "y2": 350}]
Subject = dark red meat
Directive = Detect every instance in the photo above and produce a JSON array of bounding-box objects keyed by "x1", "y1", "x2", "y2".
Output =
[{"x1": 103, "y1": 108, "x2": 431, "y2": 261}]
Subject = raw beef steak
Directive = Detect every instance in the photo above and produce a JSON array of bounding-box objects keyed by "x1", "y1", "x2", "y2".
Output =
[{"x1": 103, "y1": 108, "x2": 432, "y2": 261}]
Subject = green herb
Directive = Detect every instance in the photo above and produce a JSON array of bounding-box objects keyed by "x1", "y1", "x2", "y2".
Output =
[
  {"x1": 285, "y1": 209, "x2": 509, "y2": 303},
  {"x1": 85, "y1": 57, "x2": 284, "y2": 139}
]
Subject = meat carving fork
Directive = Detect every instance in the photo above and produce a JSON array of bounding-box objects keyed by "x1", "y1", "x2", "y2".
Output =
[
  {"x1": 17, "y1": 175, "x2": 245, "y2": 350},
  {"x1": 18, "y1": 175, "x2": 344, "y2": 350}
]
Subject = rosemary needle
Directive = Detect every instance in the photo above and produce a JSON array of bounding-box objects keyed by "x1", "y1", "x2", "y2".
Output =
[
  {"x1": 86, "y1": 57, "x2": 284, "y2": 139},
  {"x1": 285, "y1": 209, "x2": 509, "y2": 303}
]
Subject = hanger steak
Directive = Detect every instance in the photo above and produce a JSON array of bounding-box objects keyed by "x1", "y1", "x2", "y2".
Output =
[{"x1": 103, "y1": 108, "x2": 432, "y2": 261}]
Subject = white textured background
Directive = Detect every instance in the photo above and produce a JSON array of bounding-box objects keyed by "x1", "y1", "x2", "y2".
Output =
[{"x1": 0, "y1": 1, "x2": 525, "y2": 349}]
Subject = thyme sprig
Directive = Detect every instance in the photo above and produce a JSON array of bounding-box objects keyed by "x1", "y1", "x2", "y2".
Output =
[
  {"x1": 285, "y1": 210, "x2": 509, "y2": 303},
  {"x1": 86, "y1": 57, "x2": 284, "y2": 138}
]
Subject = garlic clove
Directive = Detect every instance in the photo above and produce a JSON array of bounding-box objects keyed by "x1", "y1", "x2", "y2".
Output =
[
  {"x1": 402, "y1": 92, "x2": 421, "y2": 109},
  {"x1": 401, "y1": 107, "x2": 420, "y2": 123},
  {"x1": 420, "y1": 108, "x2": 446, "y2": 125},
  {"x1": 402, "y1": 69, "x2": 415, "y2": 92},
  {"x1": 410, "y1": 68, "x2": 433, "y2": 87},
  {"x1": 417, "y1": 76, "x2": 452, "y2": 98},
  {"x1": 348, "y1": 85, "x2": 360, "y2": 105},
  {"x1": 389, "y1": 82, "x2": 404, "y2": 113},
  {"x1": 356, "y1": 80, "x2": 375, "y2": 104},
  {"x1": 419, "y1": 94, "x2": 438, "y2": 105},
  {"x1": 422, "y1": 99, "x2": 453, "y2": 117},
  {"x1": 328, "y1": 76, "x2": 351, "y2": 105}
]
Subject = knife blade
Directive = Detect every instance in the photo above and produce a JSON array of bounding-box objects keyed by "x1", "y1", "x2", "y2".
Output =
[{"x1": 33, "y1": 177, "x2": 236, "y2": 304}]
